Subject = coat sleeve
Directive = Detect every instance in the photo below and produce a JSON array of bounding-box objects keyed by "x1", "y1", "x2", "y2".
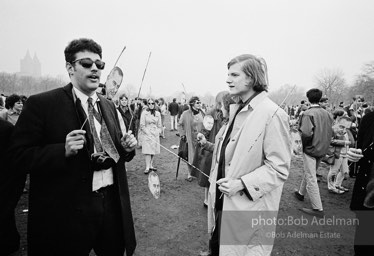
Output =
[
  {"x1": 157, "y1": 113, "x2": 162, "y2": 133},
  {"x1": 178, "y1": 111, "x2": 187, "y2": 137},
  {"x1": 240, "y1": 112, "x2": 291, "y2": 201},
  {"x1": 299, "y1": 114, "x2": 314, "y2": 148},
  {"x1": 9, "y1": 95, "x2": 71, "y2": 175}
]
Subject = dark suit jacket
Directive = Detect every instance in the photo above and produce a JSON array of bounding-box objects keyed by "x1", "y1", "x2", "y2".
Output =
[
  {"x1": 0, "y1": 119, "x2": 25, "y2": 254},
  {"x1": 168, "y1": 101, "x2": 179, "y2": 116},
  {"x1": 9, "y1": 84, "x2": 136, "y2": 255},
  {"x1": 351, "y1": 111, "x2": 374, "y2": 210}
]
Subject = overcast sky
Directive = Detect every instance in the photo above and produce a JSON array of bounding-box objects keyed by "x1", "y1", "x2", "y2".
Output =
[{"x1": 1, "y1": 0, "x2": 374, "y2": 97}]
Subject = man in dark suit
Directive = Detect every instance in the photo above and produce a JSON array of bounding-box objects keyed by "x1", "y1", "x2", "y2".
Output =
[
  {"x1": 9, "y1": 38, "x2": 137, "y2": 256},
  {"x1": 347, "y1": 111, "x2": 374, "y2": 255},
  {"x1": 0, "y1": 119, "x2": 26, "y2": 255}
]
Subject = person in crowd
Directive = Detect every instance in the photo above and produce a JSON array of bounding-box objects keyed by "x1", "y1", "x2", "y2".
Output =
[
  {"x1": 168, "y1": 98, "x2": 179, "y2": 131},
  {"x1": 178, "y1": 96, "x2": 205, "y2": 182},
  {"x1": 154, "y1": 99, "x2": 161, "y2": 113},
  {"x1": 178, "y1": 98, "x2": 189, "y2": 121},
  {"x1": 8, "y1": 38, "x2": 137, "y2": 256},
  {"x1": 200, "y1": 54, "x2": 291, "y2": 255},
  {"x1": 158, "y1": 98, "x2": 167, "y2": 138},
  {"x1": 326, "y1": 115, "x2": 355, "y2": 194},
  {"x1": 118, "y1": 93, "x2": 136, "y2": 133},
  {"x1": 0, "y1": 94, "x2": 23, "y2": 125},
  {"x1": 295, "y1": 100, "x2": 306, "y2": 119},
  {"x1": 0, "y1": 119, "x2": 26, "y2": 256},
  {"x1": 134, "y1": 98, "x2": 145, "y2": 147},
  {"x1": 294, "y1": 88, "x2": 333, "y2": 217},
  {"x1": 196, "y1": 91, "x2": 234, "y2": 208},
  {"x1": 346, "y1": 108, "x2": 374, "y2": 255},
  {"x1": 0, "y1": 96, "x2": 7, "y2": 118},
  {"x1": 345, "y1": 96, "x2": 363, "y2": 124},
  {"x1": 140, "y1": 98, "x2": 162, "y2": 174},
  {"x1": 361, "y1": 102, "x2": 372, "y2": 116},
  {"x1": 319, "y1": 96, "x2": 329, "y2": 110}
]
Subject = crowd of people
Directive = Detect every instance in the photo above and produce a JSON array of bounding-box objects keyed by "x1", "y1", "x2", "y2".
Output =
[{"x1": 1, "y1": 37, "x2": 374, "y2": 256}]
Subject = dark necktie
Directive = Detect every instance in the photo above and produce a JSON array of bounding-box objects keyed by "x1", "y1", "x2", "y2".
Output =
[
  {"x1": 76, "y1": 98, "x2": 94, "y2": 154},
  {"x1": 87, "y1": 97, "x2": 120, "y2": 163},
  {"x1": 215, "y1": 92, "x2": 260, "y2": 210}
]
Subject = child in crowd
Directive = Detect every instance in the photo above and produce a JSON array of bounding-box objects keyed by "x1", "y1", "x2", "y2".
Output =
[{"x1": 326, "y1": 115, "x2": 355, "y2": 194}]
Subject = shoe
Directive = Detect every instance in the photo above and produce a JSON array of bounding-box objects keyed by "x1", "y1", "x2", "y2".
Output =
[
  {"x1": 336, "y1": 186, "x2": 349, "y2": 192},
  {"x1": 203, "y1": 202, "x2": 208, "y2": 208},
  {"x1": 294, "y1": 191, "x2": 304, "y2": 201},
  {"x1": 300, "y1": 208, "x2": 324, "y2": 218},
  {"x1": 176, "y1": 133, "x2": 180, "y2": 137},
  {"x1": 144, "y1": 169, "x2": 150, "y2": 174},
  {"x1": 150, "y1": 167, "x2": 157, "y2": 172},
  {"x1": 328, "y1": 188, "x2": 344, "y2": 194}
]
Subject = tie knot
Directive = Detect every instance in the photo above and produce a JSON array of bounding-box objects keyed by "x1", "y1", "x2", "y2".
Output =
[{"x1": 88, "y1": 97, "x2": 93, "y2": 105}]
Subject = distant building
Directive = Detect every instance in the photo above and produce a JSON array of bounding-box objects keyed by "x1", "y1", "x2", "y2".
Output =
[{"x1": 19, "y1": 50, "x2": 41, "y2": 77}]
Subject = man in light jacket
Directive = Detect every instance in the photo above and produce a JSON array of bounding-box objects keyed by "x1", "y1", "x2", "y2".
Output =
[{"x1": 207, "y1": 54, "x2": 291, "y2": 256}]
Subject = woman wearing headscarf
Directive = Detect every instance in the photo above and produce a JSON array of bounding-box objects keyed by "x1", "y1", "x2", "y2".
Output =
[
  {"x1": 140, "y1": 98, "x2": 162, "y2": 174},
  {"x1": 178, "y1": 96, "x2": 205, "y2": 181}
]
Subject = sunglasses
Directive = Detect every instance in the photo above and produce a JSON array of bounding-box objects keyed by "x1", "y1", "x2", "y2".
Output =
[
  {"x1": 72, "y1": 58, "x2": 105, "y2": 70},
  {"x1": 148, "y1": 102, "x2": 155, "y2": 105},
  {"x1": 195, "y1": 101, "x2": 201, "y2": 104}
]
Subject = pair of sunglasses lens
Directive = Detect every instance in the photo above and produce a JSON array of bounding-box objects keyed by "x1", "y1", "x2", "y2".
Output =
[
  {"x1": 73, "y1": 58, "x2": 105, "y2": 70},
  {"x1": 149, "y1": 103, "x2": 155, "y2": 105}
]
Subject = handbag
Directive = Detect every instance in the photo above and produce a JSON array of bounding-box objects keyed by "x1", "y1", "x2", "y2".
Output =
[{"x1": 178, "y1": 138, "x2": 188, "y2": 161}]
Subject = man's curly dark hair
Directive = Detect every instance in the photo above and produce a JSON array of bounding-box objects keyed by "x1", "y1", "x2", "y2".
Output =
[{"x1": 64, "y1": 38, "x2": 102, "y2": 64}]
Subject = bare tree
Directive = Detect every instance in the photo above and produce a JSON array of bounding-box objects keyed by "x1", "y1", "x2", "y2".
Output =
[
  {"x1": 314, "y1": 68, "x2": 347, "y2": 106},
  {"x1": 269, "y1": 84, "x2": 305, "y2": 106},
  {"x1": 350, "y1": 62, "x2": 374, "y2": 104}
]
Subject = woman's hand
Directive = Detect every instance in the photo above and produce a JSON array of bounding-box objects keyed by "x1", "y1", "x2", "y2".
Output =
[{"x1": 216, "y1": 178, "x2": 244, "y2": 198}]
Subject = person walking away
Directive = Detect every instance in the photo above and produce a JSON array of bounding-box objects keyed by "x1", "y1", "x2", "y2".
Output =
[
  {"x1": 294, "y1": 88, "x2": 333, "y2": 217},
  {"x1": 168, "y1": 98, "x2": 179, "y2": 131}
]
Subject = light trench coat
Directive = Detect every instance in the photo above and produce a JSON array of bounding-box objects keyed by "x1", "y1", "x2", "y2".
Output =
[{"x1": 207, "y1": 92, "x2": 291, "y2": 256}]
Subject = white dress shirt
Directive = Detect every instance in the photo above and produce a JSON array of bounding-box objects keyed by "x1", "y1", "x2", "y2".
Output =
[{"x1": 73, "y1": 87, "x2": 117, "y2": 191}]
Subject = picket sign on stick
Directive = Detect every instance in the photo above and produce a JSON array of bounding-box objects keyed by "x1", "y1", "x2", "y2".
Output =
[
  {"x1": 128, "y1": 51, "x2": 152, "y2": 131},
  {"x1": 79, "y1": 46, "x2": 127, "y2": 129},
  {"x1": 113, "y1": 46, "x2": 127, "y2": 70}
]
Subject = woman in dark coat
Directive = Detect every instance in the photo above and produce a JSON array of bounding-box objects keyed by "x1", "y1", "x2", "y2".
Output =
[
  {"x1": 194, "y1": 91, "x2": 231, "y2": 206},
  {"x1": 118, "y1": 93, "x2": 136, "y2": 133}
]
